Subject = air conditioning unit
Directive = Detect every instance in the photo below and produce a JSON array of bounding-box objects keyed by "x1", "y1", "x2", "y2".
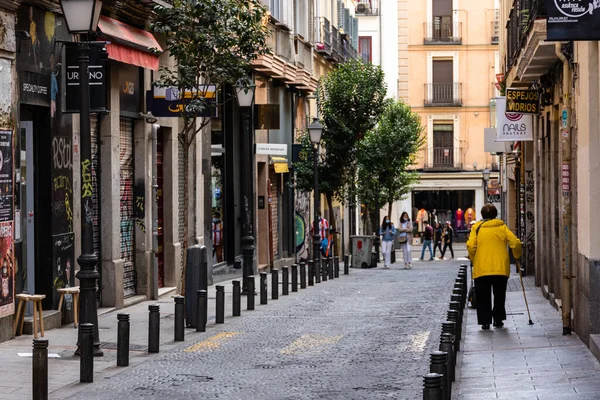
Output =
[{"x1": 356, "y1": 2, "x2": 371, "y2": 14}]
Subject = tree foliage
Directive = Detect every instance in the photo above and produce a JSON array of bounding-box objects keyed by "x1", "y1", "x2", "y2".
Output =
[
  {"x1": 356, "y1": 99, "x2": 425, "y2": 227},
  {"x1": 151, "y1": 0, "x2": 269, "y2": 294}
]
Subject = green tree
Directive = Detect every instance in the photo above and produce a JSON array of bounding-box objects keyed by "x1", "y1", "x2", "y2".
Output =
[
  {"x1": 151, "y1": 0, "x2": 269, "y2": 295},
  {"x1": 298, "y1": 60, "x2": 386, "y2": 224},
  {"x1": 356, "y1": 100, "x2": 425, "y2": 230}
]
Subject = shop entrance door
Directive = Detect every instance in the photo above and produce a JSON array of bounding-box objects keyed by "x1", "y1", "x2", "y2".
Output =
[{"x1": 19, "y1": 121, "x2": 35, "y2": 300}]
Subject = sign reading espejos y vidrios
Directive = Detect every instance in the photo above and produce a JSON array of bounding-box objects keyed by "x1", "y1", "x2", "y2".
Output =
[{"x1": 505, "y1": 89, "x2": 540, "y2": 115}]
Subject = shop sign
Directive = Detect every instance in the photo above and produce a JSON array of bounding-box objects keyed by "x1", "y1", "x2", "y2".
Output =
[
  {"x1": 148, "y1": 85, "x2": 217, "y2": 118},
  {"x1": 495, "y1": 97, "x2": 533, "y2": 141},
  {"x1": 20, "y1": 71, "x2": 50, "y2": 107},
  {"x1": 65, "y1": 44, "x2": 107, "y2": 113},
  {"x1": 546, "y1": 0, "x2": 600, "y2": 40},
  {"x1": 256, "y1": 143, "x2": 287, "y2": 156},
  {"x1": 506, "y1": 89, "x2": 540, "y2": 115},
  {"x1": 119, "y1": 64, "x2": 141, "y2": 114}
]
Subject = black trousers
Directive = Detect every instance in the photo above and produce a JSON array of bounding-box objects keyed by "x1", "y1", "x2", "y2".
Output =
[
  {"x1": 441, "y1": 241, "x2": 454, "y2": 258},
  {"x1": 433, "y1": 241, "x2": 443, "y2": 257},
  {"x1": 474, "y1": 275, "x2": 509, "y2": 325}
]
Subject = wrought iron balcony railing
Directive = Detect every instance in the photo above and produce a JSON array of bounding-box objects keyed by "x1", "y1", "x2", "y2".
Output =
[
  {"x1": 424, "y1": 22, "x2": 462, "y2": 44},
  {"x1": 424, "y1": 83, "x2": 462, "y2": 107},
  {"x1": 423, "y1": 147, "x2": 464, "y2": 170}
]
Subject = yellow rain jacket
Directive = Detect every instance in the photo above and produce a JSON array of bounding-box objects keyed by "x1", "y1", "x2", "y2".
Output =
[{"x1": 466, "y1": 219, "x2": 522, "y2": 279}]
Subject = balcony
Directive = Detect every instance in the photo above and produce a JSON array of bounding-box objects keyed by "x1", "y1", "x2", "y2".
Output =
[
  {"x1": 424, "y1": 22, "x2": 462, "y2": 44},
  {"x1": 355, "y1": 0, "x2": 379, "y2": 16},
  {"x1": 424, "y1": 83, "x2": 462, "y2": 107},
  {"x1": 491, "y1": 20, "x2": 499, "y2": 44},
  {"x1": 423, "y1": 147, "x2": 464, "y2": 171},
  {"x1": 315, "y1": 17, "x2": 332, "y2": 56},
  {"x1": 314, "y1": 17, "x2": 360, "y2": 64}
]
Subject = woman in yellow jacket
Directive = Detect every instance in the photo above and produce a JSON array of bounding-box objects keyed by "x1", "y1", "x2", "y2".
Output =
[{"x1": 466, "y1": 204, "x2": 522, "y2": 330}]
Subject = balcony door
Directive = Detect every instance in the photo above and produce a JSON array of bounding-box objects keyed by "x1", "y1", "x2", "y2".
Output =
[
  {"x1": 433, "y1": 0, "x2": 452, "y2": 40},
  {"x1": 433, "y1": 124, "x2": 454, "y2": 168},
  {"x1": 432, "y1": 60, "x2": 453, "y2": 105}
]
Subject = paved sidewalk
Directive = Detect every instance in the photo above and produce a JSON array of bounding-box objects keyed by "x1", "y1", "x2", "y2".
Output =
[{"x1": 455, "y1": 271, "x2": 600, "y2": 399}]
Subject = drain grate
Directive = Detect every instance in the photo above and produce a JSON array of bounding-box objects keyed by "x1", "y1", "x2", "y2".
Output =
[{"x1": 100, "y1": 342, "x2": 147, "y2": 351}]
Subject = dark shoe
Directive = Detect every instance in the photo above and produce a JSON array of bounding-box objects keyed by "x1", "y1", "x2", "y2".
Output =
[
  {"x1": 493, "y1": 321, "x2": 504, "y2": 328},
  {"x1": 482, "y1": 324, "x2": 490, "y2": 330}
]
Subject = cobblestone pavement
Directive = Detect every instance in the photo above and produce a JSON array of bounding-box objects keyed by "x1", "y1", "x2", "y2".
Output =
[{"x1": 56, "y1": 259, "x2": 464, "y2": 400}]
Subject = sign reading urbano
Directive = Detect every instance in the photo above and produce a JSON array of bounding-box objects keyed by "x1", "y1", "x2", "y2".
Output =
[
  {"x1": 505, "y1": 89, "x2": 540, "y2": 115},
  {"x1": 545, "y1": 0, "x2": 600, "y2": 40}
]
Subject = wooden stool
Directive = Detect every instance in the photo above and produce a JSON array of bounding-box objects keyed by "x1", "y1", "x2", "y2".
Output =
[
  {"x1": 13, "y1": 294, "x2": 46, "y2": 338},
  {"x1": 57, "y1": 287, "x2": 80, "y2": 328}
]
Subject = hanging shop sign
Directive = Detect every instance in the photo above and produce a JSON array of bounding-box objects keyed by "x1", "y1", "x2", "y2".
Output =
[
  {"x1": 255, "y1": 143, "x2": 287, "y2": 156},
  {"x1": 20, "y1": 71, "x2": 50, "y2": 107},
  {"x1": 65, "y1": 43, "x2": 107, "y2": 113},
  {"x1": 495, "y1": 97, "x2": 533, "y2": 141},
  {"x1": 546, "y1": 0, "x2": 600, "y2": 40},
  {"x1": 505, "y1": 89, "x2": 540, "y2": 115},
  {"x1": 148, "y1": 85, "x2": 217, "y2": 118}
]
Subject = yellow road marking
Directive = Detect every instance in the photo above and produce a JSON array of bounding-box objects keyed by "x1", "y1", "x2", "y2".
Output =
[
  {"x1": 281, "y1": 333, "x2": 344, "y2": 355},
  {"x1": 184, "y1": 331, "x2": 242, "y2": 353}
]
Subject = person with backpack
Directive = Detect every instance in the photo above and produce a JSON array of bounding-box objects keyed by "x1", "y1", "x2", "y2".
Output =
[
  {"x1": 379, "y1": 216, "x2": 397, "y2": 269},
  {"x1": 441, "y1": 220, "x2": 455, "y2": 260},
  {"x1": 466, "y1": 204, "x2": 522, "y2": 330},
  {"x1": 419, "y1": 220, "x2": 434, "y2": 261}
]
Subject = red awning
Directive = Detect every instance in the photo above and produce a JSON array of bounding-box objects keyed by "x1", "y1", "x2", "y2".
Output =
[{"x1": 98, "y1": 16, "x2": 163, "y2": 71}]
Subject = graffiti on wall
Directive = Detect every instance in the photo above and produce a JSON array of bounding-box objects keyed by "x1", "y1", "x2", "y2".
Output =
[
  {"x1": 525, "y1": 169, "x2": 535, "y2": 269},
  {"x1": 295, "y1": 191, "x2": 311, "y2": 262}
]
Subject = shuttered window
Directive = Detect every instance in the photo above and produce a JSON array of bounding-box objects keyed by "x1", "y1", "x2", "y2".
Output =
[{"x1": 119, "y1": 117, "x2": 136, "y2": 297}]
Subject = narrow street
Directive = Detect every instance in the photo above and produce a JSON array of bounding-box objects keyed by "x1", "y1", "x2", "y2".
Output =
[{"x1": 55, "y1": 258, "x2": 463, "y2": 400}]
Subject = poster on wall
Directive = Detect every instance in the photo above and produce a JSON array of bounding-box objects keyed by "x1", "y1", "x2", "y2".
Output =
[
  {"x1": 0, "y1": 221, "x2": 14, "y2": 317},
  {"x1": 495, "y1": 97, "x2": 534, "y2": 142},
  {"x1": 546, "y1": 0, "x2": 600, "y2": 41},
  {"x1": 52, "y1": 233, "x2": 74, "y2": 290},
  {"x1": 0, "y1": 130, "x2": 13, "y2": 222}
]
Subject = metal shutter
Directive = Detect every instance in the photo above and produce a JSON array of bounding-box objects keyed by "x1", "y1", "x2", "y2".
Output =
[
  {"x1": 178, "y1": 138, "x2": 185, "y2": 271},
  {"x1": 119, "y1": 117, "x2": 136, "y2": 297},
  {"x1": 90, "y1": 114, "x2": 102, "y2": 303}
]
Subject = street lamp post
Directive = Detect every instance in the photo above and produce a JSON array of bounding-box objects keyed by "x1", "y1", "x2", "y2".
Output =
[
  {"x1": 60, "y1": 0, "x2": 103, "y2": 356},
  {"x1": 235, "y1": 83, "x2": 256, "y2": 295},
  {"x1": 308, "y1": 119, "x2": 323, "y2": 278},
  {"x1": 482, "y1": 168, "x2": 490, "y2": 204}
]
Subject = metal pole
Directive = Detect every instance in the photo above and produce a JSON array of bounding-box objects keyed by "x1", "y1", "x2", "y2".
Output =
[
  {"x1": 148, "y1": 305, "x2": 160, "y2": 353},
  {"x1": 328, "y1": 257, "x2": 334, "y2": 279},
  {"x1": 232, "y1": 280, "x2": 241, "y2": 317},
  {"x1": 308, "y1": 260, "x2": 314, "y2": 286},
  {"x1": 80, "y1": 323, "x2": 94, "y2": 383},
  {"x1": 344, "y1": 254, "x2": 349, "y2": 275},
  {"x1": 76, "y1": 41, "x2": 102, "y2": 357},
  {"x1": 247, "y1": 276, "x2": 255, "y2": 310},
  {"x1": 196, "y1": 290, "x2": 207, "y2": 332},
  {"x1": 174, "y1": 297, "x2": 184, "y2": 341},
  {"x1": 334, "y1": 256, "x2": 340, "y2": 278},
  {"x1": 32, "y1": 339, "x2": 48, "y2": 400},
  {"x1": 241, "y1": 106, "x2": 255, "y2": 295},
  {"x1": 282, "y1": 266, "x2": 289, "y2": 295},
  {"x1": 291, "y1": 264, "x2": 298, "y2": 292},
  {"x1": 260, "y1": 273, "x2": 268, "y2": 305},
  {"x1": 322, "y1": 258, "x2": 328, "y2": 281},
  {"x1": 216, "y1": 285, "x2": 225, "y2": 323},
  {"x1": 312, "y1": 144, "x2": 321, "y2": 287},
  {"x1": 300, "y1": 262, "x2": 307, "y2": 289},
  {"x1": 271, "y1": 269, "x2": 279, "y2": 299},
  {"x1": 117, "y1": 313, "x2": 130, "y2": 366}
]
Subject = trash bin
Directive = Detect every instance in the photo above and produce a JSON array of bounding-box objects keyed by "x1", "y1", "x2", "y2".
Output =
[{"x1": 350, "y1": 235, "x2": 373, "y2": 268}]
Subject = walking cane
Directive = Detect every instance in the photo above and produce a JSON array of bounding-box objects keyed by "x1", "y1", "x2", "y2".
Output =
[{"x1": 516, "y1": 260, "x2": 534, "y2": 325}]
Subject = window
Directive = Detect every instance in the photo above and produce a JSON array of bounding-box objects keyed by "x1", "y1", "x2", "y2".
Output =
[
  {"x1": 358, "y1": 36, "x2": 372, "y2": 63},
  {"x1": 432, "y1": 124, "x2": 454, "y2": 168},
  {"x1": 432, "y1": 59, "x2": 453, "y2": 104}
]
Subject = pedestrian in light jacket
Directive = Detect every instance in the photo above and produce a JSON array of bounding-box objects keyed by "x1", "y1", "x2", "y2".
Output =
[
  {"x1": 398, "y1": 211, "x2": 413, "y2": 269},
  {"x1": 379, "y1": 216, "x2": 396, "y2": 269},
  {"x1": 466, "y1": 204, "x2": 522, "y2": 330}
]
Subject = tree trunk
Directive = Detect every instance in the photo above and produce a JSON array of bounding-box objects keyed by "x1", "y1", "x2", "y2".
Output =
[
  {"x1": 388, "y1": 201, "x2": 393, "y2": 220},
  {"x1": 326, "y1": 192, "x2": 334, "y2": 229}
]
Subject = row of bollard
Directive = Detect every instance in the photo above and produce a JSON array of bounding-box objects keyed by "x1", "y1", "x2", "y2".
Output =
[
  {"x1": 31, "y1": 255, "x2": 350, "y2": 400},
  {"x1": 423, "y1": 264, "x2": 468, "y2": 400}
]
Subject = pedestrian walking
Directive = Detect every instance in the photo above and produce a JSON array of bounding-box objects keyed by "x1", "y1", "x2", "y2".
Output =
[
  {"x1": 466, "y1": 204, "x2": 522, "y2": 330},
  {"x1": 433, "y1": 222, "x2": 443, "y2": 258},
  {"x1": 441, "y1": 221, "x2": 455, "y2": 259},
  {"x1": 419, "y1": 221, "x2": 434, "y2": 261},
  {"x1": 398, "y1": 211, "x2": 413, "y2": 269},
  {"x1": 379, "y1": 216, "x2": 396, "y2": 269}
]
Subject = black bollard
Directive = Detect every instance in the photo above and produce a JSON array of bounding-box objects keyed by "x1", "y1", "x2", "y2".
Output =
[
  {"x1": 174, "y1": 297, "x2": 184, "y2": 342},
  {"x1": 260, "y1": 273, "x2": 268, "y2": 305},
  {"x1": 216, "y1": 285, "x2": 225, "y2": 323},
  {"x1": 344, "y1": 255, "x2": 349, "y2": 275},
  {"x1": 282, "y1": 267, "x2": 289, "y2": 295},
  {"x1": 315, "y1": 259, "x2": 321, "y2": 283},
  {"x1": 308, "y1": 261, "x2": 314, "y2": 286},
  {"x1": 321, "y1": 258, "x2": 328, "y2": 282},
  {"x1": 33, "y1": 339, "x2": 48, "y2": 400},
  {"x1": 232, "y1": 280, "x2": 241, "y2": 317},
  {"x1": 430, "y1": 351, "x2": 450, "y2": 400},
  {"x1": 300, "y1": 263, "x2": 307, "y2": 289},
  {"x1": 440, "y1": 333, "x2": 455, "y2": 383},
  {"x1": 117, "y1": 313, "x2": 130, "y2": 366},
  {"x1": 148, "y1": 305, "x2": 160, "y2": 353},
  {"x1": 451, "y1": 294, "x2": 463, "y2": 320},
  {"x1": 447, "y1": 309, "x2": 461, "y2": 352},
  {"x1": 423, "y1": 373, "x2": 444, "y2": 400},
  {"x1": 271, "y1": 269, "x2": 279, "y2": 299},
  {"x1": 80, "y1": 323, "x2": 94, "y2": 383},
  {"x1": 247, "y1": 275, "x2": 255, "y2": 310},
  {"x1": 291, "y1": 264, "x2": 298, "y2": 292},
  {"x1": 334, "y1": 256, "x2": 340, "y2": 278},
  {"x1": 328, "y1": 257, "x2": 334, "y2": 279},
  {"x1": 196, "y1": 290, "x2": 207, "y2": 332},
  {"x1": 442, "y1": 321, "x2": 457, "y2": 369}
]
